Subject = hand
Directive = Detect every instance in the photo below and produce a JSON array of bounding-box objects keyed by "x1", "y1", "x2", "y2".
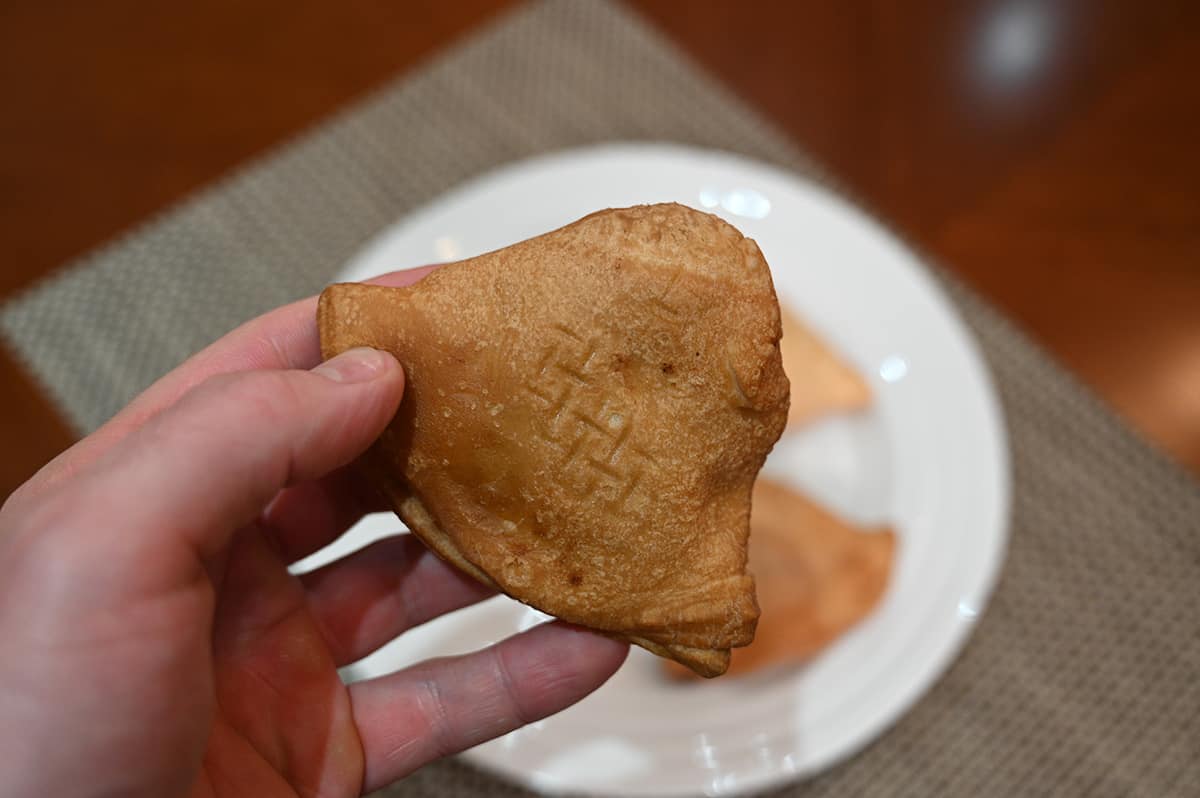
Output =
[{"x1": 0, "y1": 269, "x2": 628, "y2": 797}]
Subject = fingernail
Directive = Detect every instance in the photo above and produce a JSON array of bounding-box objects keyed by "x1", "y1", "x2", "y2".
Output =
[{"x1": 313, "y1": 347, "x2": 391, "y2": 383}]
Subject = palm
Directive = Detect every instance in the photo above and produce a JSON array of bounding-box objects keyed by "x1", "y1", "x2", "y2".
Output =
[{"x1": 188, "y1": 529, "x2": 363, "y2": 797}]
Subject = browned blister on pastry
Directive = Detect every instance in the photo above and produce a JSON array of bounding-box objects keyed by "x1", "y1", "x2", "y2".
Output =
[
  {"x1": 780, "y1": 305, "x2": 870, "y2": 431},
  {"x1": 665, "y1": 478, "x2": 895, "y2": 679},
  {"x1": 318, "y1": 204, "x2": 790, "y2": 677}
]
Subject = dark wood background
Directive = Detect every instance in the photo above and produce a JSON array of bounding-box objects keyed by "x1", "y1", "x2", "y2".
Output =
[{"x1": 2, "y1": 0, "x2": 1198, "y2": 499}]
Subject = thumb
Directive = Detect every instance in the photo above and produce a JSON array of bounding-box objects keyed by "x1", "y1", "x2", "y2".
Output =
[{"x1": 72, "y1": 347, "x2": 404, "y2": 562}]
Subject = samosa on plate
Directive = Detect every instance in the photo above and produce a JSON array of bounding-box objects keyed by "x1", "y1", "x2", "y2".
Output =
[
  {"x1": 778, "y1": 305, "x2": 870, "y2": 431},
  {"x1": 664, "y1": 478, "x2": 895, "y2": 679}
]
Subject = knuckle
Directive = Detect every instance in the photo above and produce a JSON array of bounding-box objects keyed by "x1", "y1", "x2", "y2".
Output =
[
  {"x1": 0, "y1": 481, "x2": 32, "y2": 518},
  {"x1": 0, "y1": 483, "x2": 79, "y2": 574},
  {"x1": 417, "y1": 673, "x2": 459, "y2": 760},
  {"x1": 191, "y1": 370, "x2": 307, "y2": 429},
  {"x1": 492, "y1": 645, "x2": 535, "y2": 727}
]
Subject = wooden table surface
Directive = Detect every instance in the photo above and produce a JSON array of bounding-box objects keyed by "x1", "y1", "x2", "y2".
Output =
[{"x1": 2, "y1": 0, "x2": 1198, "y2": 500}]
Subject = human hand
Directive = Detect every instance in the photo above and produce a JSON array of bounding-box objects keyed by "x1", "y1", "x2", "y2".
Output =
[{"x1": 0, "y1": 268, "x2": 628, "y2": 797}]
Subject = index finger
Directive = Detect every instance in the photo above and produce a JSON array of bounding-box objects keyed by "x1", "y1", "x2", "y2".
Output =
[
  {"x1": 350, "y1": 622, "x2": 628, "y2": 792},
  {"x1": 21, "y1": 266, "x2": 436, "y2": 500}
]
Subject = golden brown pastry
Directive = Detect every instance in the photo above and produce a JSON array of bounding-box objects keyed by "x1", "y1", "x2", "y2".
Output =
[
  {"x1": 318, "y1": 204, "x2": 789, "y2": 677},
  {"x1": 665, "y1": 478, "x2": 895, "y2": 679},
  {"x1": 779, "y1": 304, "x2": 870, "y2": 431}
]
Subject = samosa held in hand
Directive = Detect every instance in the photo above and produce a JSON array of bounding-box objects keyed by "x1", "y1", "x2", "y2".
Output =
[{"x1": 318, "y1": 204, "x2": 789, "y2": 676}]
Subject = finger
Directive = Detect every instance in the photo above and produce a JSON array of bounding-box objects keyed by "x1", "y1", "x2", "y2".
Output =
[
  {"x1": 60, "y1": 348, "x2": 405, "y2": 582},
  {"x1": 300, "y1": 535, "x2": 495, "y2": 666},
  {"x1": 23, "y1": 266, "x2": 436, "y2": 501},
  {"x1": 207, "y1": 529, "x2": 364, "y2": 797},
  {"x1": 350, "y1": 622, "x2": 628, "y2": 791},
  {"x1": 258, "y1": 465, "x2": 389, "y2": 565}
]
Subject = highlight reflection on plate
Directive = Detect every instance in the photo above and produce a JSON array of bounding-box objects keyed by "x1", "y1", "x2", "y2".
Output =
[{"x1": 296, "y1": 144, "x2": 1010, "y2": 796}]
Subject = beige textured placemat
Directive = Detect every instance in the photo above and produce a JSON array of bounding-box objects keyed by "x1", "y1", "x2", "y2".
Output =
[{"x1": 3, "y1": 1, "x2": 1198, "y2": 796}]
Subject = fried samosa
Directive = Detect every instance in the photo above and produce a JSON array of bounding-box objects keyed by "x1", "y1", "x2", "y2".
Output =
[
  {"x1": 779, "y1": 305, "x2": 870, "y2": 431},
  {"x1": 318, "y1": 204, "x2": 790, "y2": 676}
]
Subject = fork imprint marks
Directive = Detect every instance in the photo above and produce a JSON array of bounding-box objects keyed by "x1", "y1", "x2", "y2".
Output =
[{"x1": 526, "y1": 325, "x2": 653, "y2": 505}]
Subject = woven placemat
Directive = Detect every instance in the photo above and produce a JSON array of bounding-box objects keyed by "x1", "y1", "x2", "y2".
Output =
[{"x1": 3, "y1": 1, "x2": 1198, "y2": 796}]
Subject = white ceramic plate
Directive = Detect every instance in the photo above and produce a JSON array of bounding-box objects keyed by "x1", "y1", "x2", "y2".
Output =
[{"x1": 296, "y1": 144, "x2": 1010, "y2": 796}]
